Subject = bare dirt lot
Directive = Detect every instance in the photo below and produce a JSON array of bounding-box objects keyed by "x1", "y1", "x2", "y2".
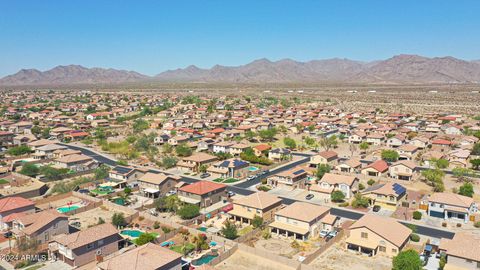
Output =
[
  {"x1": 215, "y1": 250, "x2": 295, "y2": 270},
  {"x1": 308, "y1": 241, "x2": 391, "y2": 270}
]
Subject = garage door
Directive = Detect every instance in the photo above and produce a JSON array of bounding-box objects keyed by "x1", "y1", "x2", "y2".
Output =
[{"x1": 429, "y1": 210, "x2": 444, "y2": 218}]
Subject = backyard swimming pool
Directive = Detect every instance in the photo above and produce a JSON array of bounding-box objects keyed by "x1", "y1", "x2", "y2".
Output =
[
  {"x1": 57, "y1": 205, "x2": 80, "y2": 213},
  {"x1": 120, "y1": 229, "x2": 143, "y2": 238},
  {"x1": 248, "y1": 166, "x2": 259, "y2": 172},
  {"x1": 192, "y1": 254, "x2": 218, "y2": 266}
]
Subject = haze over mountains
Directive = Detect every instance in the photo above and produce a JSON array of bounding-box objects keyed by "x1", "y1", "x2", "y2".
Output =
[{"x1": 2, "y1": 54, "x2": 480, "y2": 86}]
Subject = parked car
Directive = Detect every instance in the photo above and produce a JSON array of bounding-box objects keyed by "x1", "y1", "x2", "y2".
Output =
[
  {"x1": 319, "y1": 230, "x2": 330, "y2": 238},
  {"x1": 246, "y1": 175, "x2": 256, "y2": 181},
  {"x1": 227, "y1": 191, "x2": 236, "y2": 197},
  {"x1": 166, "y1": 190, "x2": 177, "y2": 196},
  {"x1": 200, "y1": 173, "x2": 210, "y2": 178},
  {"x1": 326, "y1": 230, "x2": 338, "y2": 239},
  {"x1": 420, "y1": 254, "x2": 429, "y2": 266},
  {"x1": 149, "y1": 209, "x2": 158, "y2": 216},
  {"x1": 305, "y1": 194, "x2": 314, "y2": 200},
  {"x1": 2, "y1": 231, "x2": 12, "y2": 238},
  {"x1": 373, "y1": 205, "x2": 381, "y2": 212}
]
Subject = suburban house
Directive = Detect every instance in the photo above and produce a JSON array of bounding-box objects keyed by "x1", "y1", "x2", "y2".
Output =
[
  {"x1": 12, "y1": 210, "x2": 69, "y2": 244},
  {"x1": 108, "y1": 166, "x2": 147, "y2": 183},
  {"x1": 0, "y1": 197, "x2": 36, "y2": 229},
  {"x1": 346, "y1": 214, "x2": 411, "y2": 257},
  {"x1": 254, "y1": 144, "x2": 271, "y2": 157},
  {"x1": 311, "y1": 173, "x2": 359, "y2": 199},
  {"x1": 336, "y1": 159, "x2": 362, "y2": 173},
  {"x1": 177, "y1": 153, "x2": 218, "y2": 173},
  {"x1": 348, "y1": 131, "x2": 366, "y2": 144},
  {"x1": 386, "y1": 134, "x2": 406, "y2": 148},
  {"x1": 51, "y1": 223, "x2": 123, "y2": 268},
  {"x1": 212, "y1": 141, "x2": 235, "y2": 154},
  {"x1": 53, "y1": 154, "x2": 98, "y2": 172},
  {"x1": 267, "y1": 167, "x2": 308, "y2": 189},
  {"x1": 229, "y1": 192, "x2": 283, "y2": 225},
  {"x1": 229, "y1": 143, "x2": 249, "y2": 156},
  {"x1": 0, "y1": 131, "x2": 14, "y2": 147},
  {"x1": 167, "y1": 135, "x2": 189, "y2": 146},
  {"x1": 366, "y1": 133, "x2": 385, "y2": 146},
  {"x1": 361, "y1": 160, "x2": 389, "y2": 177},
  {"x1": 137, "y1": 172, "x2": 181, "y2": 198},
  {"x1": 177, "y1": 181, "x2": 227, "y2": 208},
  {"x1": 308, "y1": 150, "x2": 338, "y2": 168},
  {"x1": 269, "y1": 202, "x2": 336, "y2": 241},
  {"x1": 397, "y1": 144, "x2": 418, "y2": 160},
  {"x1": 361, "y1": 182, "x2": 407, "y2": 210},
  {"x1": 409, "y1": 137, "x2": 429, "y2": 149},
  {"x1": 439, "y1": 232, "x2": 480, "y2": 270},
  {"x1": 96, "y1": 243, "x2": 182, "y2": 270},
  {"x1": 268, "y1": 148, "x2": 292, "y2": 162},
  {"x1": 427, "y1": 193, "x2": 478, "y2": 223},
  {"x1": 207, "y1": 158, "x2": 250, "y2": 179},
  {"x1": 33, "y1": 144, "x2": 68, "y2": 159},
  {"x1": 388, "y1": 160, "x2": 417, "y2": 181}
]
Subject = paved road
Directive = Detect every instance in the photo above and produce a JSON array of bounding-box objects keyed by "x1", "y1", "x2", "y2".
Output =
[
  {"x1": 233, "y1": 156, "x2": 311, "y2": 189},
  {"x1": 61, "y1": 143, "x2": 456, "y2": 239}
]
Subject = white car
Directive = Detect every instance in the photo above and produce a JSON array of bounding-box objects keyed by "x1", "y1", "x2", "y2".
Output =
[
  {"x1": 166, "y1": 190, "x2": 177, "y2": 196},
  {"x1": 319, "y1": 230, "x2": 330, "y2": 238}
]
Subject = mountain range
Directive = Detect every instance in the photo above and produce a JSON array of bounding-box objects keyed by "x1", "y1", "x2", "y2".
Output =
[{"x1": 2, "y1": 54, "x2": 480, "y2": 86}]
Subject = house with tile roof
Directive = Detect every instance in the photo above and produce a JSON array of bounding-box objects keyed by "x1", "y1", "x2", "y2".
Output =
[
  {"x1": 336, "y1": 158, "x2": 362, "y2": 173},
  {"x1": 311, "y1": 173, "x2": 359, "y2": 199},
  {"x1": 207, "y1": 158, "x2": 249, "y2": 179},
  {"x1": 268, "y1": 148, "x2": 292, "y2": 162},
  {"x1": 388, "y1": 160, "x2": 417, "y2": 181},
  {"x1": 12, "y1": 210, "x2": 69, "y2": 244},
  {"x1": 51, "y1": 223, "x2": 122, "y2": 268},
  {"x1": 269, "y1": 202, "x2": 336, "y2": 241},
  {"x1": 439, "y1": 232, "x2": 480, "y2": 270},
  {"x1": 176, "y1": 153, "x2": 218, "y2": 173},
  {"x1": 0, "y1": 196, "x2": 35, "y2": 229},
  {"x1": 308, "y1": 150, "x2": 339, "y2": 168},
  {"x1": 138, "y1": 172, "x2": 181, "y2": 198},
  {"x1": 361, "y1": 182, "x2": 407, "y2": 210},
  {"x1": 54, "y1": 154, "x2": 98, "y2": 172},
  {"x1": 267, "y1": 167, "x2": 308, "y2": 189},
  {"x1": 229, "y1": 192, "x2": 283, "y2": 225},
  {"x1": 177, "y1": 180, "x2": 227, "y2": 208},
  {"x1": 345, "y1": 214, "x2": 411, "y2": 257},
  {"x1": 96, "y1": 243, "x2": 182, "y2": 270},
  {"x1": 427, "y1": 193, "x2": 478, "y2": 223},
  {"x1": 361, "y1": 160, "x2": 389, "y2": 177}
]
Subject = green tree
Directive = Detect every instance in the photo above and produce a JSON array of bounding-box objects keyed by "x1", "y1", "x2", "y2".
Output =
[
  {"x1": 283, "y1": 137, "x2": 297, "y2": 149},
  {"x1": 367, "y1": 179, "x2": 376, "y2": 186},
  {"x1": 351, "y1": 193, "x2": 369, "y2": 208},
  {"x1": 422, "y1": 169, "x2": 445, "y2": 192},
  {"x1": 7, "y1": 145, "x2": 31, "y2": 156},
  {"x1": 472, "y1": 143, "x2": 480, "y2": 155},
  {"x1": 20, "y1": 163, "x2": 39, "y2": 177},
  {"x1": 162, "y1": 156, "x2": 178, "y2": 169},
  {"x1": 470, "y1": 159, "x2": 480, "y2": 170},
  {"x1": 331, "y1": 190, "x2": 346, "y2": 202},
  {"x1": 199, "y1": 164, "x2": 208, "y2": 173},
  {"x1": 359, "y1": 142, "x2": 369, "y2": 153},
  {"x1": 94, "y1": 165, "x2": 110, "y2": 180},
  {"x1": 175, "y1": 143, "x2": 192, "y2": 157},
  {"x1": 221, "y1": 220, "x2": 238, "y2": 240},
  {"x1": 319, "y1": 135, "x2": 338, "y2": 151},
  {"x1": 135, "y1": 233, "x2": 156, "y2": 246},
  {"x1": 458, "y1": 182, "x2": 474, "y2": 197},
  {"x1": 392, "y1": 249, "x2": 422, "y2": 270},
  {"x1": 244, "y1": 130, "x2": 256, "y2": 141},
  {"x1": 111, "y1": 212, "x2": 127, "y2": 227},
  {"x1": 381, "y1": 150, "x2": 399, "y2": 162},
  {"x1": 432, "y1": 158, "x2": 449, "y2": 169},
  {"x1": 178, "y1": 204, "x2": 200, "y2": 219},
  {"x1": 252, "y1": 215, "x2": 264, "y2": 228},
  {"x1": 133, "y1": 119, "x2": 149, "y2": 133},
  {"x1": 316, "y1": 164, "x2": 331, "y2": 179},
  {"x1": 258, "y1": 128, "x2": 277, "y2": 142}
]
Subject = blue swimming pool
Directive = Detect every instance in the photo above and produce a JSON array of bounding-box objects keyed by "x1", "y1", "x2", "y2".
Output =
[
  {"x1": 120, "y1": 229, "x2": 143, "y2": 238},
  {"x1": 248, "y1": 166, "x2": 259, "y2": 172},
  {"x1": 192, "y1": 254, "x2": 218, "y2": 266}
]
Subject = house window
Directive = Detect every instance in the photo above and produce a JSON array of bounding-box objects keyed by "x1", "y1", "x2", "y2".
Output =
[
  {"x1": 86, "y1": 243, "x2": 94, "y2": 250},
  {"x1": 392, "y1": 248, "x2": 397, "y2": 253},
  {"x1": 476, "y1": 261, "x2": 480, "y2": 268},
  {"x1": 361, "y1": 232, "x2": 368, "y2": 239},
  {"x1": 379, "y1": 246, "x2": 386, "y2": 252}
]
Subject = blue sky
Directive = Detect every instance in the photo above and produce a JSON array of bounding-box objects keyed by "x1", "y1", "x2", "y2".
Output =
[{"x1": 1, "y1": 0, "x2": 479, "y2": 77}]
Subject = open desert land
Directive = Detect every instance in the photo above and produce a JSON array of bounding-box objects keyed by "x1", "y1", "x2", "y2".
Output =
[{"x1": 215, "y1": 250, "x2": 296, "y2": 270}]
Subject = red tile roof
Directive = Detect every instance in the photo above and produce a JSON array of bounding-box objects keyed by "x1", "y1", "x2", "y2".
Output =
[
  {"x1": 432, "y1": 139, "x2": 452, "y2": 145},
  {"x1": 179, "y1": 180, "x2": 226, "y2": 195},
  {"x1": 0, "y1": 197, "x2": 35, "y2": 214},
  {"x1": 365, "y1": 160, "x2": 389, "y2": 172}
]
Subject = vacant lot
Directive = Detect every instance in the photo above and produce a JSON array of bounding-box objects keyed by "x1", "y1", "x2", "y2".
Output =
[
  {"x1": 308, "y1": 241, "x2": 391, "y2": 270},
  {"x1": 215, "y1": 250, "x2": 295, "y2": 270}
]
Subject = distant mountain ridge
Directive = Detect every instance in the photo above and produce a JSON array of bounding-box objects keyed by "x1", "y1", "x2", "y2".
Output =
[{"x1": 2, "y1": 55, "x2": 480, "y2": 86}]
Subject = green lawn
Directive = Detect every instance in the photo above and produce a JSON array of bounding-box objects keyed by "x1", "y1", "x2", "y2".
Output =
[
  {"x1": 0, "y1": 179, "x2": 9, "y2": 185},
  {"x1": 238, "y1": 226, "x2": 253, "y2": 236},
  {"x1": 213, "y1": 178, "x2": 224, "y2": 182},
  {"x1": 223, "y1": 178, "x2": 240, "y2": 183},
  {"x1": 170, "y1": 243, "x2": 195, "y2": 254}
]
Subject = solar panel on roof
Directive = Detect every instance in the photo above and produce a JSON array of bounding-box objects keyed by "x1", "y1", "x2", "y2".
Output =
[
  {"x1": 219, "y1": 161, "x2": 230, "y2": 167},
  {"x1": 293, "y1": 169, "x2": 305, "y2": 175},
  {"x1": 113, "y1": 166, "x2": 132, "y2": 174},
  {"x1": 233, "y1": 159, "x2": 248, "y2": 167},
  {"x1": 392, "y1": 183, "x2": 406, "y2": 195}
]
